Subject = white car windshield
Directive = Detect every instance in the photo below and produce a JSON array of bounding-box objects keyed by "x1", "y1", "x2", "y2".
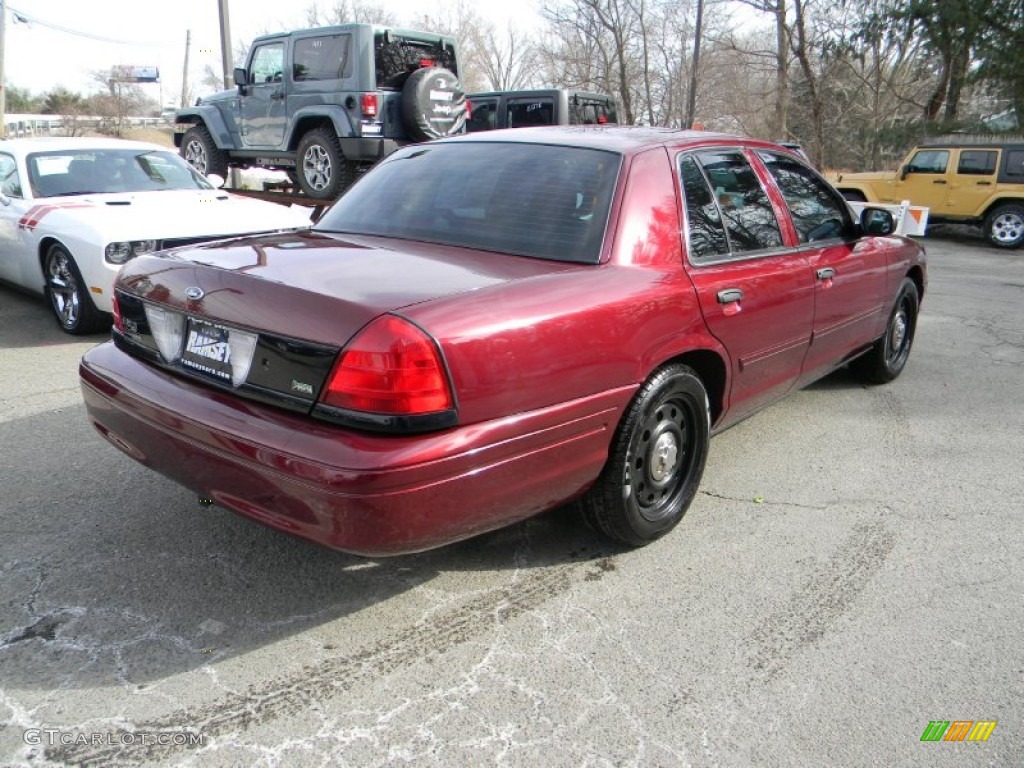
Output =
[{"x1": 27, "y1": 149, "x2": 213, "y2": 198}]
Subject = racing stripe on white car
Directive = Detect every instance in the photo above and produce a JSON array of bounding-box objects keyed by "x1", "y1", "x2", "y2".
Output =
[{"x1": 18, "y1": 202, "x2": 94, "y2": 231}]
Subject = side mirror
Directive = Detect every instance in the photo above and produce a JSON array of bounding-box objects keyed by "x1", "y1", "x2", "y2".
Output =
[
  {"x1": 206, "y1": 173, "x2": 226, "y2": 189},
  {"x1": 899, "y1": 165, "x2": 909, "y2": 181},
  {"x1": 861, "y1": 207, "x2": 895, "y2": 236},
  {"x1": 233, "y1": 67, "x2": 248, "y2": 87}
]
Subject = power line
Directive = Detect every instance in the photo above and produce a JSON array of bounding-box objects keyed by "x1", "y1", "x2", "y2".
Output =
[{"x1": 6, "y1": 4, "x2": 175, "y2": 46}]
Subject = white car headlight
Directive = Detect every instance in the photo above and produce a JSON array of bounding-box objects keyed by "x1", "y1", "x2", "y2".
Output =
[{"x1": 105, "y1": 240, "x2": 158, "y2": 264}]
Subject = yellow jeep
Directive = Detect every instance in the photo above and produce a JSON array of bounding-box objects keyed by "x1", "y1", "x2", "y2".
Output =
[{"x1": 834, "y1": 142, "x2": 1024, "y2": 248}]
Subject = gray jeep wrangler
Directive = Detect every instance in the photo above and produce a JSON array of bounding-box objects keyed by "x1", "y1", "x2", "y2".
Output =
[{"x1": 175, "y1": 24, "x2": 467, "y2": 199}]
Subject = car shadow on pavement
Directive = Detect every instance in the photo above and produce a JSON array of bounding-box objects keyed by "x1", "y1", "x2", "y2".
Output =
[
  {"x1": 0, "y1": 405, "x2": 619, "y2": 691},
  {"x1": 0, "y1": 284, "x2": 112, "y2": 350}
]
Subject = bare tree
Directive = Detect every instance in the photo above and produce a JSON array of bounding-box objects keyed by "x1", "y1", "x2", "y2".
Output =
[{"x1": 473, "y1": 26, "x2": 540, "y2": 91}]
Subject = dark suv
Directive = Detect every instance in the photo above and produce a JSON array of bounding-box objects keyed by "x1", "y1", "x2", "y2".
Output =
[
  {"x1": 466, "y1": 90, "x2": 618, "y2": 132},
  {"x1": 175, "y1": 24, "x2": 467, "y2": 199}
]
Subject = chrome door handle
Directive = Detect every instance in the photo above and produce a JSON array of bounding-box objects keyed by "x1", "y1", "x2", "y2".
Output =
[
  {"x1": 717, "y1": 288, "x2": 743, "y2": 304},
  {"x1": 932, "y1": 179, "x2": 947, "y2": 184},
  {"x1": 816, "y1": 267, "x2": 836, "y2": 280}
]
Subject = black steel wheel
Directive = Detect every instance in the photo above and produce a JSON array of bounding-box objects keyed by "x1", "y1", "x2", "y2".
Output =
[
  {"x1": 851, "y1": 277, "x2": 919, "y2": 384},
  {"x1": 44, "y1": 244, "x2": 109, "y2": 335},
  {"x1": 582, "y1": 364, "x2": 710, "y2": 547}
]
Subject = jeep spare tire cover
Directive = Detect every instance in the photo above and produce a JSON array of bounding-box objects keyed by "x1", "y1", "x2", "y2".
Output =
[{"x1": 401, "y1": 67, "x2": 467, "y2": 141}]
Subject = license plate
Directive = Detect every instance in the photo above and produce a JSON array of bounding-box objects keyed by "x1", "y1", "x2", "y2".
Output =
[{"x1": 181, "y1": 319, "x2": 232, "y2": 381}]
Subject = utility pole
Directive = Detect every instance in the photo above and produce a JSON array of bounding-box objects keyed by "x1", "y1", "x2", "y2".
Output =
[
  {"x1": 0, "y1": 0, "x2": 7, "y2": 138},
  {"x1": 180, "y1": 29, "x2": 191, "y2": 107},
  {"x1": 218, "y1": 0, "x2": 233, "y2": 90},
  {"x1": 685, "y1": 0, "x2": 704, "y2": 130}
]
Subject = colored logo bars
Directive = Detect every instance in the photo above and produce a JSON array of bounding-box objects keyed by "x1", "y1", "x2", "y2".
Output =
[{"x1": 920, "y1": 721, "x2": 997, "y2": 742}]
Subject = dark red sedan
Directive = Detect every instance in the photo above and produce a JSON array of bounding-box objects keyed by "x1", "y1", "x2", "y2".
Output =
[{"x1": 80, "y1": 127, "x2": 925, "y2": 555}]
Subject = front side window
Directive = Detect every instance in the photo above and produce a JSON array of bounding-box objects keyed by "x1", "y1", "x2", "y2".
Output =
[
  {"x1": 316, "y1": 142, "x2": 621, "y2": 264},
  {"x1": 760, "y1": 152, "x2": 852, "y2": 243},
  {"x1": 0, "y1": 154, "x2": 22, "y2": 198},
  {"x1": 907, "y1": 149, "x2": 949, "y2": 174},
  {"x1": 679, "y1": 155, "x2": 729, "y2": 259},
  {"x1": 293, "y1": 35, "x2": 350, "y2": 81},
  {"x1": 250, "y1": 44, "x2": 284, "y2": 84},
  {"x1": 695, "y1": 151, "x2": 784, "y2": 254},
  {"x1": 508, "y1": 99, "x2": 554, "y2": 128}
]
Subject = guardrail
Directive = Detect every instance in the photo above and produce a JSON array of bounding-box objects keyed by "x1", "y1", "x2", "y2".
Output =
[{"x1": 2, "y1": 114, "x2": 169, "y2": 138}]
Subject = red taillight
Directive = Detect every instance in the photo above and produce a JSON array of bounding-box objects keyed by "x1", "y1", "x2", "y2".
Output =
[
  {"x1": 361, "y1": 93, "x2": 378, "y2": 117},
  {"x1": 466, "y1": 99, "x2": 472, "y2": 120},
  {"x1": 111, "y1": 291, "x2": 123, "y2": 331},
  {"x1": 419, "y1": 58, "x2": 435, "y2": 68},
  {"x1": 598, "y1": 114, "x2": 608, "y2": 124},
  {"x1": 322, "y1": 315, "x2": 453, "y2": 415}
]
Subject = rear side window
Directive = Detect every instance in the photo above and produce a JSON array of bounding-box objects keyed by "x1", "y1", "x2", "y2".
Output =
[
  {"x1": 316, "y1": 142, "x2": 621, "y2": 264},
  {"x1": 957, "y1": 150, "x2": 997, "y2": 175},
  {"x1": 694, "y1": 151, "x2": 783, "y2": 253},
  {"x1": 467, "y1": 98, "x2": 499, "y2": 132},
  {"x1": 293, "y1": 35, "x2": 351, "y2": 81},
  {"x1": 0, "y1": 153, "x2": 22, "y2": 198},
  {"x1": 759, "y1": 152, "x2": 852, "y2": 243},
  {"x1": 679, "y1": 156, "x2": 729, "y2": 259},
  {"x1": 508, "y1": 99, "x2": 554, "y2": 127}
]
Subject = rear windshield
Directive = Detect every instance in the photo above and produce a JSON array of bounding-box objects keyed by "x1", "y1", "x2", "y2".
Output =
[
  {"x1": 316, "y1": 142, "x2": 621, "y2": 264},
  {"x1": 375, "y1": 33, "x2": 458, "y2": 89}
]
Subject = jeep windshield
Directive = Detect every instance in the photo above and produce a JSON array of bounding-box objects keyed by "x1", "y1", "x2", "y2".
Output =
[
  {"x1": 315, "y1": 142, "x2": 621, "y2": 264},
  {"x1": 374, "y1": 32, "x2": 458, "y2": 88},
  {"x1": 28, "y1": 149, "x2": 213, "y2": 198}
]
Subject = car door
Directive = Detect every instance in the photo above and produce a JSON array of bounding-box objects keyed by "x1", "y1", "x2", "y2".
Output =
[
  {"x1": 756, "y1": 151, "x2": 890, "y2": 386},
  {"x1": 885, "y1": 147, "x2": 952, "y2": 210},
  {"x1": 241, "y1": 42, "x2": 287, "y2": 148},
  {"x1": 679, "y1": 150, "x2": 815, "y2": 423},
  {"x1": 947, "y1": 148, "x2": 1000, "y2": 215},
  {"x1": 0, "y1": 152, "x2": 32, "y2": 287}
]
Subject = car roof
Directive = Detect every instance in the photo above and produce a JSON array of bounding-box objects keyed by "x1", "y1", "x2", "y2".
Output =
[
  {"x1": 436, "y1": 124, "x2": 782, "y2": 156},
  {"x1": 0, "y1": 136, "x2": 168, "y2": 156},
  {"x1": 467, "y1": 89, "x2": 615, "y2": 100}
]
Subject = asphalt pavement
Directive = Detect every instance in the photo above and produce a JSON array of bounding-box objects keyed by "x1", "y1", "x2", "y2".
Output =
[{"x1": 1, "y1": 228, "x2": 1021, "y2": 767}]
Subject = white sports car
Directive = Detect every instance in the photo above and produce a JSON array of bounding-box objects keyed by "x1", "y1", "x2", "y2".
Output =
[{"x1": 0, "y1": 137, "x2": 312, "y2": 334}]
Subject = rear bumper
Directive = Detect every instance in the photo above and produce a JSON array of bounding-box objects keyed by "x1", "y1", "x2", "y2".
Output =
[
  {"x1": 80, "y1": 342, "x2": 628, "y2": 555},
  {"x1": 338, "y1": 137, "x2": 401, "y2": 162}
]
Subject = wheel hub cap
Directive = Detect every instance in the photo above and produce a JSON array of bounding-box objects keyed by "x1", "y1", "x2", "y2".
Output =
[
  {"x1": 48, "y1": 254, "x2": 79, "y2": 327},
  {"x1": 185, "y1": 141, "x2": 207, "y2": 174},
  {"x1": 304, "y1": 147, "x2": 331, "y2": 190},
  {"x1": 993, "y1": 213, "x2": 1023, "y2": 244},
  {"x1": 890, "y1": 311, "x2": 907, "y2": 352},
  {"x1": 649, "y1": 432, "x2": 679, "y2": 484}
]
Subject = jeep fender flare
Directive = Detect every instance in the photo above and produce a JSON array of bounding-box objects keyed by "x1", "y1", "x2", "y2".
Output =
[
  {"x1": 174, "y1": 107, "x2": 234, "y2": 150},
  {"x1": 286, "y1": 108, "x2": 357, "y2": 154}
]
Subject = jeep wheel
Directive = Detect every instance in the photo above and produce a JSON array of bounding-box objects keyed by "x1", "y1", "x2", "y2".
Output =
[
  {"x1": 296, "y1": 128, "x2": 355, "y2": 200},
  {"x1": 984, "y1": 204, "x2": 1024, "y2": 249},
  {"x1": 401, "y1": 67, "x2": 467, "y2": 142},
  {"x1": 181, "y1": 126, "x2": 228, "y2": 178}
]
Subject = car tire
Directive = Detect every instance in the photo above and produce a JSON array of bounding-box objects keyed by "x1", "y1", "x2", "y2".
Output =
[
  {"x1": 850, "y1": 277, "x2": 919, "y2": 384},
  {"x1": 296, "y1": 127, "x2": 355, "y2": 199},
  {"x1": 44, "y1": 244, "x2": 110, "y2": 335},
  {"x1": 983, "y1": 203, "x2": 1024, "y2": 249},
  {"x1": 181, "y1": 125, "x2": 228, "y2": 178},
  {"x1": 581, "y1": 364, "x2": 710, "y2": 547},
  {"x1": 840, "y1": 190, "x2": 867, "y2": 203},
  {"x1": 400, "y1": 67, "x2": 467, "y2": 142}
]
